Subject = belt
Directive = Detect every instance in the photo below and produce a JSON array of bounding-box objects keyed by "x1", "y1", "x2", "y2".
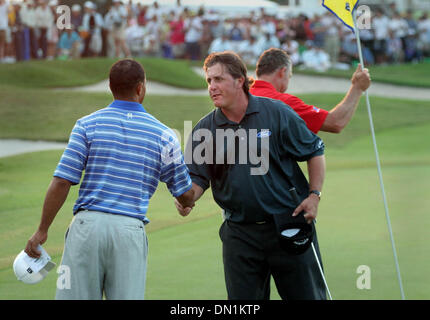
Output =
[{"x1": 223, "y1": 210, "x2": 273, "y2": 225}]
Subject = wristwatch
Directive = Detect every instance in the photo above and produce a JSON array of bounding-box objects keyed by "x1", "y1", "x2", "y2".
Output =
[{"x1": 309, "y1": 190, "x2": 321, "y2": 199}]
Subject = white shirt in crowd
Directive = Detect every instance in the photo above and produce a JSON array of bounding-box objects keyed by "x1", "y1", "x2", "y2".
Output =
[
  {"x1": 184, "y1": 16, "x2": 203, "y2": 43},
  {"x1": 260, "y1": 18, "x2": 276, "y2": 35},
  {"x1": 105, "y1": 5, "x2": 128, "y2": 30},
  {"x1": 0, "y1": 0, "x2": 10, "y2": 30},
  {"x1": 418, "y1": 18, "x2": 430, "y2": 43},
  {"x1": 257, "y1": 34, "x2": 280, "y2": 52},
  {"x1": 321, "y1": 14, "x2": 339, "y2": 37},
  {"x1": 145, "y1": 17, "x2": 161, "y2": 41},
  {"x1": 373, "y1": 14, "x2": 390, "y2": 40},
  {"x1": 388, "y1": 17, "x2": 409, "y2": 38},
  {"x1": 173, "y1": 3, "x2": 184, "y2": 19},
  {"x1": 82, "y1": 11, "x2": 104, "y2": 34},
  {"x1": 20, "y1": 5, "x2": 36, "y2": 28},
  {"x1": 282, "y1": 40, "x2": 300, "y2": 65},
  {"x1": 238, "y1": 39, "x2": 261, "y2": 65},
  {"x1": 34, "y1": 5, "x2": 54, "y2": 29},
  {"x1": 145, "y1": 5, "x2": 163, "y2": 21},
  {"x1": 208, "y1": 37, "x2": 233, "y2": 53},
  {"x1": 302, "y1": 48, "x2": 331, "y2": 72}
]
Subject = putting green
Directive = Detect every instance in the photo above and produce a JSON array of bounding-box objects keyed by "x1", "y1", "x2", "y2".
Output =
[{"x1": 0, "y1": 121, "x2": 428, "y2": 299}]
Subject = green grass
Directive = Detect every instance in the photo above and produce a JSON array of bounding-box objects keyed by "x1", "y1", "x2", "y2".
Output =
[
  {"x1": 0, "y1": 87, "x2": 213, "y2": 142},
  {"x1": 1, "y1": 57, "x2": 429, "y2": 300},
  {"x1": 0, "y1": 58, "x2": 206, "y2": 89},
  {"x1": 296, "y1": 61, "x2": 430, "y2": 88},
  {"x1": 1, "y1": 85, "x2": 430, "y2": 151},
  {"x1": 0, "y1": 121, "x2": 429, "y2": 299}
]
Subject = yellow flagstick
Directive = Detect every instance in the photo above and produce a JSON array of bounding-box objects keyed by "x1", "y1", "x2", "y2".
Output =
[{"x1": 352, "y1": 9, "x2": 406, "y2": 300}]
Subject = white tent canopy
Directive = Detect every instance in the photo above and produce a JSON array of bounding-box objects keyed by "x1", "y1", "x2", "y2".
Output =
[{"x1": 135, "y1": 0, "x2": 280, "y2": 15}]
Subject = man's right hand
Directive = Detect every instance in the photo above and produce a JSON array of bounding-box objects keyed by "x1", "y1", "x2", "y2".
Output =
[
  {"x1": 25, "y1": 229, "x2": 48, "y2": 258},
  {"x1": 174, "y1": 198, "x2": 193, "y2": 217},
  {"x1": 351, "y1": 64, "x2": 371, "y2": 92}
]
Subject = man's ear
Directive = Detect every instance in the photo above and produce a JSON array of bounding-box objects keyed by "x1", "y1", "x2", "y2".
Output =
[
  {"x1": 137, "y1": 81, "x2": 146, "y2": 98},
  {"x1": 278, "y1": 67, "x2": 287, "y2": 79},
  {"x1": 236, "y1": 76, "x2": 245, "y2": 89}
]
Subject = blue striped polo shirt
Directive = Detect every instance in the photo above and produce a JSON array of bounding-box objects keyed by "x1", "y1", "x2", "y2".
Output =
[{"x1": 53, "y1": 100, "x2": 192, "y2": 223}]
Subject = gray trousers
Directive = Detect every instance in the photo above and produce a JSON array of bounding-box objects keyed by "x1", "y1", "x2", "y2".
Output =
[{"x1": 55, "y1": 210, "x2": 148, "y2": 300}]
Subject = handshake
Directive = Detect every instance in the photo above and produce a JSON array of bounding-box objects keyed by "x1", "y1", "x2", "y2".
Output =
[{"x1": 173, "y1": 183, "x2": 203, "y2": 217}]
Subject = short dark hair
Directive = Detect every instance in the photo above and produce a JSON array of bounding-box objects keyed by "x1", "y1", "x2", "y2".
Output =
[
  {"x1": 109, "y1": 59, "x2": 146, "y2": 97},
  {"x1": 256, "y1": 48, "x2": 291, "y2": 78},
  {"x1": 203, "y1": 51, "x2": 251, "y2": 95}
]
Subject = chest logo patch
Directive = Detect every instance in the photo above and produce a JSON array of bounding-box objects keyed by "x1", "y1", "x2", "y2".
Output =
[{"x1": 257, "y1": 130, "x2": 272, "y2": 138}]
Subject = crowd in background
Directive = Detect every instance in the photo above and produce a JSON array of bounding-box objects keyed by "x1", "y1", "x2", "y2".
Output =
[{"x1": 1, "y1": 0, "x2": 430, "y2": 71}]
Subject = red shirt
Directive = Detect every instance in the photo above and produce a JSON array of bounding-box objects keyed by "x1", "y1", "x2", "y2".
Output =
[
  {"x1": 250, "y1": 80, "x2": 328, "y2": 134},
  {"x1": 169, "y1": 20, "x2": 185, "y2": 44}
]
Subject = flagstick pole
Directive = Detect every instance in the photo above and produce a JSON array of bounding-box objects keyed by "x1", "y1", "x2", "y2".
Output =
[{"x1": 352, "y1": 11, "x2": 405, "y2": 300}]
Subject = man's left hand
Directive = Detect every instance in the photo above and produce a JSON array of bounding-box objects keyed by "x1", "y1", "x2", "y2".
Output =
[{"x1": 292, "y1": 194, "x2": 320, "y2": 224}]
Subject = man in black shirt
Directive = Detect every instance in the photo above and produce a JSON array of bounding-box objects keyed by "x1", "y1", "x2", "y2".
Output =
[{"x1": 176, "y1": 51, "x2": 326, "y2": 300}]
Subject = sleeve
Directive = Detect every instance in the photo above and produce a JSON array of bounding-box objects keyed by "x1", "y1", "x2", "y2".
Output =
[
  {"x1": 53, "y1": 120, "x2": 89, "y2": 185},
  {"x1": 184, "y1": 121, "x2": 212, "y2": 192},
  {"x1": 280, "y1": 107, "x2": 325, "y2": 162},
  {"x1": 159, "y1": 128, "x2": 193, "y2": 197},
  {"x1": 283, "y1": 95, "x2": 329, "y2": 134}
]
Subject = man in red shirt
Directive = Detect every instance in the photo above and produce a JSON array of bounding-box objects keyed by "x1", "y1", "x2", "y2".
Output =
[{"x1": 249, "y1": 48, "x2": 371, "y2": 134}]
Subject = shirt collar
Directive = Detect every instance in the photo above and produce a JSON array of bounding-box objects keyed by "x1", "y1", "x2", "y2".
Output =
[
  {"x1": 214, "y1": 94, "x2": 260, "y2": 126},
  {"x1": 251, "y1": 79, "x2": 277, "y2": 91},
  {"x1": 108, "y1": 100, "x2": 147, "y2": 113}
]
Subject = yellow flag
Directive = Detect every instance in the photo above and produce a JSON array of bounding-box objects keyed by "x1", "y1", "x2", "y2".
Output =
[{"x1": 322, "y1": 0, "x2": 359, "y2": 30}]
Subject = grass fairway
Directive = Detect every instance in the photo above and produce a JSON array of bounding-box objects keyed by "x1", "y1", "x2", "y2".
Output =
[
  {"x1": 0, "y1": 55, "x2": 429, "y2": 300},
  {"x1": 0, "y1": 122, "x2": 429, "y2": 299},
  {"x1": 0, "y1": 108, "x2": 429, "y2": 299},
  {"x1": 0, "y1": 58, "x2": 206, "y2": 89}
]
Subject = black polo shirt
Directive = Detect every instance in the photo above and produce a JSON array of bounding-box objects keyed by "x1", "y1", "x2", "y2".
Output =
[{"x1": 186, "y1": 94, "x2": 324, "y2": 223}]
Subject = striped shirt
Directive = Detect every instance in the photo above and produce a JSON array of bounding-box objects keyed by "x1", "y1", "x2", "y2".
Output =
[{"x1": 54, "y1": 100, "x2": 192, "y2": 223}]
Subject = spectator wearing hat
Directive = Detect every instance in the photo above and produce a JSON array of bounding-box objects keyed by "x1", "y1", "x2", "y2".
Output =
[
  {"x1": 81, "y1": 1, "x2": 104, "y2": 57},
  {"x1": 34, "y1": 0, "x2": 53, "y2": 59},
  {"x1": 71, "y1": 4, "x2": 82, "y2": 30},
  {"x1": 46, "y1": 0, "x2": 59, "y2": 60},
  {"x1": 105, "y1": 0, "x2": 131, "y2": 58}
]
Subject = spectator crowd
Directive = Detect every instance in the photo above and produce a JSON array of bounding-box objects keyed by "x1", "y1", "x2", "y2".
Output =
[{"x1": 1, "y1": 0, "x2": 430, "y2": 71}]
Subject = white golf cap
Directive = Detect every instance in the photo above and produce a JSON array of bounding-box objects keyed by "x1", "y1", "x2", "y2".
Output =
[
  {"x1": 84, "y1": 1, "x2": 94, "y2": 9},
  {"x1": 13, "y1": 246, "x2": 56, "y2": 285},
  {"x1": 72, "y1": 4, "x2": 81, "y2": 11},
  {"x1": 49, "y1": 0, "x2": 58, "y2": 6}
]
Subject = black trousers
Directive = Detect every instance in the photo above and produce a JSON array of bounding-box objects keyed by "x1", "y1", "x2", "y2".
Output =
[{"x1": 219, "y1": 219, "x2": 327, "y2": 300}]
